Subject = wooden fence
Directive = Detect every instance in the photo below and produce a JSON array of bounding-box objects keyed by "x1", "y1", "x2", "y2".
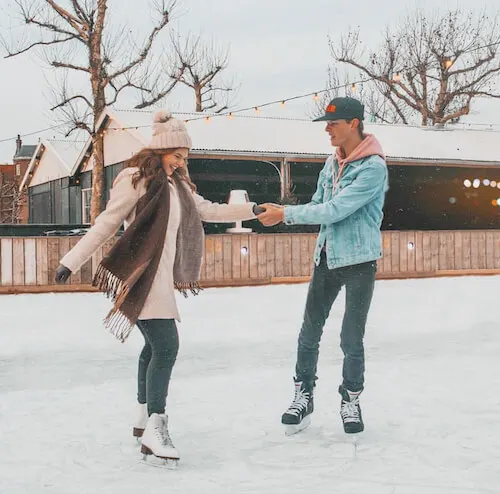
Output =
[{"x1": 1, "y1": 230, "x2": 500, "y2": 293}]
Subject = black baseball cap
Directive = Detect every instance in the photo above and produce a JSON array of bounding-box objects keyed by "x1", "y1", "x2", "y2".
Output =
[{"x1": 313, "y1": 97, "x2": 365, "y2": 122}]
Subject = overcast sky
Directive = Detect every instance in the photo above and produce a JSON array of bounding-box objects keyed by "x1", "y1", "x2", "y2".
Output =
[{"x1": 0, "y1": 0, "x2": 499, "y2": 162}]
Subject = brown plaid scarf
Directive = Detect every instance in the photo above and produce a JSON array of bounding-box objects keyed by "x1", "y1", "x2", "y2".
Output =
[{"x1": 92, "y1": 169, "x2": 204, "y2": 342}]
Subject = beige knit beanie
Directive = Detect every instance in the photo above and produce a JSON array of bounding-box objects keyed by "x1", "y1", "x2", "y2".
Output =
[{"x1": 148, "y1": 110, "x2": 192, "y2": 150}]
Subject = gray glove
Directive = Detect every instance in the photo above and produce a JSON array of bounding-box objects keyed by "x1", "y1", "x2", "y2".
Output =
[
  {"x1": 55, "y1": 264, "x2": 72, "y2": 284},
  {"x1": 253, "y1": 205, "x2": 266, "y2": 215}
]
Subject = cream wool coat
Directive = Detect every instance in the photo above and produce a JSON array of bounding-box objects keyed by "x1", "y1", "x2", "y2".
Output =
[{"x1": 60, "y1": 167, "x2": 256, "y2": 321}]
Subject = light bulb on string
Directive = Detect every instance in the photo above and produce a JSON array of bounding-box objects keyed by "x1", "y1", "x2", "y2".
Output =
[
  {"x1": 444, "y1": 58, "x2": 453, "y2": 69},
  {"x1": 351, "y1": 83, "x2": 356, "y2": 93},
  {"x1": 281, "y1": 100, "x2": 286, "y2": 108},
  {"x1": 254, "y1": 107, "x2": 260, "y2": 114},
  {"x1": 227, "y1": 112, "x2": 233, "y2": 119},
  {"x1": 313, "y1": 93, "x2": 319, "y2": 101},
  {"x1": 393, "y1": 73, "x2": 401, "y2": 82},
  {"x1": 205, "y1": 116, "x2": 211, "y2": 123}
]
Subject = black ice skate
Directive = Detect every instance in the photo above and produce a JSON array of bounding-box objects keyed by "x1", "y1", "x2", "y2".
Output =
[
  {"x1": 281, "y1": 380, "x2": 314, "y2": 435},
  {"x1": 339, "y1": 386, "x2": 364, "y2": 434}
]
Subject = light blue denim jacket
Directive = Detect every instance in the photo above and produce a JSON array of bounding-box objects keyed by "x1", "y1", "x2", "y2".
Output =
[{"x1": 284, "y1": 153, "x2": 389, "y2": 269}]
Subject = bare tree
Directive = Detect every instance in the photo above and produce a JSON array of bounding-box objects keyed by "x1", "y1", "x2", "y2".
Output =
[
  {"x1": 309, "y1": 65, "x2": 409, "y2": 124},
  {"x1": 330, "y1": 8, "x2": 500, "y2": 126},
  {"x1": 3, "y1": 0, "x2": 182, "y2": 223},
  {"x1": 0, "y1": 178, "x2": 23, "y2": 223},
  {"x1": 169, "y1": 32, "x2": 237, "y2": 113}
]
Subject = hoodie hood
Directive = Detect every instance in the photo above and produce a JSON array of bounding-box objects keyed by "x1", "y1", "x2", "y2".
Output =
[{"x1": 335, "y1": 134, "x2": 386, "y2": 166}]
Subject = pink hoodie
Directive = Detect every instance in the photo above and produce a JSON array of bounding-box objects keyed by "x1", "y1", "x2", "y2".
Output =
[{"x1": 334, "y1": 133, "x2": 386, "y2": 185}]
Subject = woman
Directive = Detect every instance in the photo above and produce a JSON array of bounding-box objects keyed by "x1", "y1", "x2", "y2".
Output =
[{"x1": 54, "y1": 111, "x2": 258, "y2": 464}]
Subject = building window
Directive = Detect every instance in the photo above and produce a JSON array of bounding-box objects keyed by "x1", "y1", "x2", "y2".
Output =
[
  {"x1": 81, "y1": 188, "x2": 92, "y2": 224},
  {"x1": 15, "y1": 164, "x2": 20, "y2": 176}
]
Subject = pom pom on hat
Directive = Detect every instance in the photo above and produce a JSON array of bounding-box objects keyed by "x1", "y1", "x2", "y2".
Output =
[
  {"x1": 148, "y1": 109, "x2": 192, "y2": 149},
  {"x1": 153, "y1": 110, "x2": 172, "y2": 123}
]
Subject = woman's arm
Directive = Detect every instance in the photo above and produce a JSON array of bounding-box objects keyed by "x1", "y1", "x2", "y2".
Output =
[
  {"x1": 193, "y1": 192, "x2": 257, "y2": 223},
  {"x1": 59, "y1": 168, "x2": 141, "y2": 273}
]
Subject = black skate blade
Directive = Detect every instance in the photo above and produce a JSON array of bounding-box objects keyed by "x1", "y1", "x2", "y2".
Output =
[{"x1": 284, "y1": 415, "x2": 311, "y2": 436}]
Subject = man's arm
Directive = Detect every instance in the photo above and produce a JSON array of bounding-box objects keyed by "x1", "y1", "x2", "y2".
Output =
[{"x1": 283, "y1": 161, "x2": 387, "y2": 226}]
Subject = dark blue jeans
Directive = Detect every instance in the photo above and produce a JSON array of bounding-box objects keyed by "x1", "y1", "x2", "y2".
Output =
[
  {"x1": 295, "y1": 252, "x2": 377, "y2": 393},
  {"x1": 136, "y1": 319, "x2": 179, "y2": 416}
]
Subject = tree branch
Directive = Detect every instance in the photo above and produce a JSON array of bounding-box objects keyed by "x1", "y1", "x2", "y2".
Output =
[
  {"x1": 106, "y1": 8, "x2": 171, "y2": 82},
  {"x1": 134, "y1": 78, "x2": 178, "y2": 109},
  {"x1": 51, "y1": 60, "x2": 90, "y2": 72},
  {"x1": 51, "y1": 94, "x2": 93, "y2": 111},
  {"x1": 4, "y1": 35, "x2": 77, "y2": 58},
  {"x1": 65, "y1": 121, "x2": 92, "y2": 137},
  {"x1": 70, "y1": 0, "x2": 91, "y2": 26},
  {"x1": 45, "y1": 0, "x2": 89, "y2": 41}
]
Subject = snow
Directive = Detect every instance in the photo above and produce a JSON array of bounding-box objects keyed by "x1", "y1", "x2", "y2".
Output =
[{"x1": 1, "y1": 277, "x2": 499, "y2": 494}]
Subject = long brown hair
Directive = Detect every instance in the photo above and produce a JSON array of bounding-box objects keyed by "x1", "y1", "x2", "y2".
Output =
[{"x1": 126, "y1": 148, "x2": 196, "y2": 192}]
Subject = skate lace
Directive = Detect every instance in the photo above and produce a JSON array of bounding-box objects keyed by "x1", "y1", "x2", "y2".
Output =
[
  {"x1": 152, "y1": 420, "x2": 175, "y2": 448},
  {"x1": 163, "y1": 423, "x2": 175, "y2": 447},
  {"x1": 286, "y1": 388, "x2": 310, "y2": 416},
  {"x1": 340, "y1": 398, "x2": 360, "y2": 423}
]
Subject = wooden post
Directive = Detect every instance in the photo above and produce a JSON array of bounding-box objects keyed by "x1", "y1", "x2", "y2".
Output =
[{"x1": 280, "y1": 157, "x2": 291, "y2": 201}]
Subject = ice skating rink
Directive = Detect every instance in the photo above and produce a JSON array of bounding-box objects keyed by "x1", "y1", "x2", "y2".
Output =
[{"x1": 1, "y1": 276, "x2": 499, "y2": 494}]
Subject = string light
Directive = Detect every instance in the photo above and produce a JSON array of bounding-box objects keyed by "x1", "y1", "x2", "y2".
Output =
[
  {"x1": 2, "y1": 40, "x2": 499, "y2": 144},
  {"x1": 280, "y1": 100, "x2": 286, "y2": 108},
  {"x1": 254, "y1": 106, "x2": 260, "y2": 114},
  {"x1": 227, "y1": 112, "x2": 233, "y2": 119},
  {"x1": 351, "y1": 83, "x2": 357, "y2": 92}
]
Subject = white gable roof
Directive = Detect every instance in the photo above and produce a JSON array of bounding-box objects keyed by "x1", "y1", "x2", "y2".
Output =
[
  {"x1": 21, "y1": 140, "x2": 85, "y2": 189},
  {"x1": 71, "y1": 108, "x2": 500, "y2": 174},
  {"x1": 113, "y1": 109, "x2": 500, "y2": 164}
]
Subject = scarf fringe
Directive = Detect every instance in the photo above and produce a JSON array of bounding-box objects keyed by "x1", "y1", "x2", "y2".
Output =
[
  {"x1": 103, "y1": 308, "x2": 134, "y2": 343},
  {"x1": 93, "y1": 265, "x2": 134, "y2": 342},
  {"x1": 174, "y1": 281, "x2": 203, "y2": 298},
  {"x1": 93, "y1": 264, "x2": 130, "y2": 306}
]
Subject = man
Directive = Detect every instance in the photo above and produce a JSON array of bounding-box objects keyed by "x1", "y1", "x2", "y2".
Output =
[{"x1": 257, "y1": 97, "x2": 388, "y2": 435}]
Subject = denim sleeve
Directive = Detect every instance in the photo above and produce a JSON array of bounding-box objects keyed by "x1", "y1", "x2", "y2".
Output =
[
  {"x1": 309, "y1": 165, "x2": 326, "y2": 205},
  {"x1": 283, "y1": 162, "x2": 387, "y2": 226}
]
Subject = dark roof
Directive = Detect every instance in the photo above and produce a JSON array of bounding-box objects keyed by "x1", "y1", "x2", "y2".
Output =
[{"x1": 14, "y1": 145, "x2": 37, "y2": 160}]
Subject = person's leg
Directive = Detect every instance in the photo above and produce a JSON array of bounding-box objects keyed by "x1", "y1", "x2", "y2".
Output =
[
  {"x1": 138, "y1": 319, "x2": 179, "y2": 416},
  {"x1": 136, "y1": 320, "x2": 152, "y2": 405},
  {"x1": 339, "y1": 261, "x2": 377, "y2": 393},
  {"x1": 139, "y1": 319, "x2": 180, "y2": 461},
  {"x1": 295, "y1": 253, "x2": 343, "y2": 388}
]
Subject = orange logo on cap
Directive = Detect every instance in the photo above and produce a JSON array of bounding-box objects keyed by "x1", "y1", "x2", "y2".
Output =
[{"x1": 326, "y1": 104, "x2": 336, "y2": 113}]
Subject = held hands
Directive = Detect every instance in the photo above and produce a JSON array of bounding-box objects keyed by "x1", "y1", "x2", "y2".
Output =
[
  {"x1": 54, "y1": 264, "x2": 72, "y2": 284},
  {"x1": 253, "y1": 203, "x2": 285, "y2": 227}
]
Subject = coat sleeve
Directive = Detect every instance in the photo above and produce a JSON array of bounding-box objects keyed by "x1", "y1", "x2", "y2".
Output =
[
  {"x1": 283, "y1": 160, "x2": 387, "y2": 226},
  {"x1": 192, "y1": 192, "x2": 257, "y2": 223},
  {"x1": 59, "y1": 168, "x2": 141, "y2": 273}
]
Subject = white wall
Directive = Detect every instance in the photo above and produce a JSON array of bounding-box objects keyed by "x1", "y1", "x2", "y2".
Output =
[{"x1": 29, "y1": 148, "x2": 69, "y2": 187}]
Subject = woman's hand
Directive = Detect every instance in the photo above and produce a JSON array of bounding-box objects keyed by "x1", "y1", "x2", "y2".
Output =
[{"x1": 55, "y1": 264, "x2": 72, "y2": 284}]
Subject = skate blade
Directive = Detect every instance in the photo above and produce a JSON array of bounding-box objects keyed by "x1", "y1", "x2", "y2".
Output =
[
  {"x1": 284, "y1": 415, "x2": 311, "y2": 436},
  {"x1": 141, "y1": 444, "x2": 179, "y2": 469},
  {"x1": 141, "y1": 454, "x2": 179, "y2": 469}
]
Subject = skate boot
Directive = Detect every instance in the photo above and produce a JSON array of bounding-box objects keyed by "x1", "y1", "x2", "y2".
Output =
[
  {"x1": 281, "y1": 379, "x2": 314, "y2": 435},
  {"x1": 141, "y1": 413, "x2": 180, "y2": 468},
  {"x1": 133, "y1": 403, "x2": 148, "y2": 440},
  {"x1": 339, "y1": 385, "x2": 364, "y2": 434}
]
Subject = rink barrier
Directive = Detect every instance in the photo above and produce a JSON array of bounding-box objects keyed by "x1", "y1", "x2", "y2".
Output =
[{"x1": 0, "y1": 231, "x2": 499, "y2": 293}]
